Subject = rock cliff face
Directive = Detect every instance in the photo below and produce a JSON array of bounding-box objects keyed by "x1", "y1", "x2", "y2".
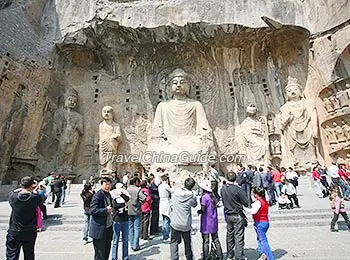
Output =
[{"x1": 1, "y1": 0, "x2": 350, "y2": 182}]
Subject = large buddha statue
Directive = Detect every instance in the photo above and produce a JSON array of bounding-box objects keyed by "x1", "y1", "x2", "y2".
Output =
[
  {"x1": 279, "y1": 77, "x2": 318, "y2": 170},
  {"x1": 235, "y1": 104, "x2": 269, "y2": 166},
  {"x1": 148, "y1": 69, "x2": 214, "y2": 163},
  {"x1": 53, "y1": 88, "x2": 84, "y2": 176}
]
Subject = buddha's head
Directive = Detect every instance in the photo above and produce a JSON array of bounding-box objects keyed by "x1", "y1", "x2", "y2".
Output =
[
  {"x1": 102, "y1": 105, "x2": 114, "y2": 121},
  {"x1": 285, "y1": 77, "x2": 303, "y2": 101},
  {"x1": 246, "y1": 104, "x2": 257, "y2": 116},
  {"x1": 169, "y1": 68, "x2": 190, "y2": 97},
  {"x1": 64, "y1": 88, "x2": 78, "y2": 110}
]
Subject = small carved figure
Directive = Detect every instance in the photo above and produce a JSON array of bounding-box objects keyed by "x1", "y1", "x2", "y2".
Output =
[
  {"x1": 345, "y1": 84, "x2": 350, "y2": 100},
  {"x1": 323, "y1": 97, "x2": 334, "y2": 114},
  {"x1": 328, "y1": 95, "x2": 341, "y2": 111},
  {"x1": 325, "y1": 125, "x2": 337, "y2": 144},
  {"x1": 270, "y1": 139, "x2": 281, "y2": 155},
  {"x1": 267, "y1": 114, "x2": 275, "y2": 133},
  {"x1": 336, "y1": 89, "x2": 349, "y2": 108},
  {"x1": 333, "y1": 122, "x2": 346, "y2": 143},
  {"x1": 341, "y1": 121, "x2": 350, "y2": 141}
]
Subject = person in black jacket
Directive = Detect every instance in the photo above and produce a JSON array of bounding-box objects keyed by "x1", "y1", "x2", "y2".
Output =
[
  {"x1": 80, "y1": 183, "x2": 95, "y2": 244},
  {"x1": 89, "y1": 177, "x2": 113, "y2": 260},
  {"x1": 221, "y1": 172, "x2": 249, "y2": 260},
  {"x1": 6, "y1": 176, "x2": 41, "y2": 260},
  {"x1": 148, "y1": 174, "x2": 160, "y2": 235},
  {"x1": 53, "y1": 175, "x2": 63, "y2": 208},
  {"x1": 110, "y1": 182, "x2": 131, "y2": 260}
]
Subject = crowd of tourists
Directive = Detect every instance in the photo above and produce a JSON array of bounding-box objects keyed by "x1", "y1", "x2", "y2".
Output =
[{"x1": 5, "y1": 162, "x2": 350, "y2": 260}]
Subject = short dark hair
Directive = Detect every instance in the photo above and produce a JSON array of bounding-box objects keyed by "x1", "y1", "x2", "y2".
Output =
[
  {"x1": 252, "y1": 187, "x2": 265, "y2": 198},
  {"x1": 267, "y1": 166, "x2": 272, "y2": 171},
  {"x1": 130, "y1": 176, "x2": 140, "y2": 186},
  {"x1": 140, "y1": 180, "x2": 148, "y2": 188},
  {"x1": 259, "y1": 167, "x2": 264, "y2": 172},
  {"x1": 226, "y1": 172, "x2": 236, "y2": 182},
  {"x1": 184, "y1": 177, "x2": 195, "y2": 190},
  {"x1": 161, "y1": 174, "x2": 169, "y2": 181},
  {"x1": 237, "y1": 163, "x2": 243, "y2": 168},
  {"x1": 100, "y1": 177, "x2": 112, "y2": 185},
  {"x1": 20, "y1": 176, "x2": 34, "y2": 189}
]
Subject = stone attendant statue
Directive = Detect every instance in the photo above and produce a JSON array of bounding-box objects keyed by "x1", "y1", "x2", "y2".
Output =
[
  {"x1": 148, "y1": 68, "x2": 214, "y2": 161},
  {"x1": 53, "y1": 88, "x2": 84, "y2": 175},
  {"x1": 236, "y1": 104, "x2": 269, "y2": 165},
  {"x1": 279, "y1": 77, "x2": 318, "y2": 170},
  {"x1": 333, "y1": 122, "x2": 346, "y2": 143},
  {"x1": 323, "y1": 97, "x2": 334, "y2": 114},
  {"x1": 96, "y1": 106, "x2": 121, "y2": 175},
  {"x1": 267, "y1": 114, "x2": 276, "y2": 133},
  {"x1": 325, "y1": 125, "x2": 337, "y2": 144},
  {"x1": 336, "y1": 88, "x2": 349, "y2": 108},
  {"x1": 341, "y1": 121, "x2": 350, "y2": 141}
]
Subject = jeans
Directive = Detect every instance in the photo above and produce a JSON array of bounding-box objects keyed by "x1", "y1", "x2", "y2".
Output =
[
  {"x1": 170, "y1": 228, "x2": 193, "y2": 260},
  {"x1": 83, "y1": 212, "x2": 91, "y2": 241},
  {"x1": 162, "y1": 215, "x2": 171, "y2": 240},
  {"x1": 112, "y1": 221, "x2": 129, "y2": 260},
  {"x1": 274, "y1": 182, "x2": 283, "y2": 198},
  {"x1": 128, "y1": 215, "x2": 141, "y2": 249},
  {"x1": 61, "y1": 188, "x2": 66, "y2": 205},
  {"x1": 226, "y1": 214, "x2": 246, "y2": 260},
  {"x1": 254, "y1": 222, "x2": 274, "y2": 260},
  {"x1": 6, "y1": 232, "x2": 37, "y2": 260},
  {"x1": 202, "y1": 233, "x2": 223, "y2": 260}
]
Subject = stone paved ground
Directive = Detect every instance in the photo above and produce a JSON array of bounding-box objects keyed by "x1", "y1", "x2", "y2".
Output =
[{"x1": 0, "y1": 176, "x2": 350, "y2": 260}]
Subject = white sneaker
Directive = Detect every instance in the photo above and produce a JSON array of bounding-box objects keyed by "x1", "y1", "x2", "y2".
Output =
[
  {"x1": 83, "y1": 240, "x2": 88, "y2": 245},
  {"x1": 258, "y1": 253, "x2": 267, "y2": 260}
]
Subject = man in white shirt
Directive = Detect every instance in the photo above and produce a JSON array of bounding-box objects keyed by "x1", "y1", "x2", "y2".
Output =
[
  {"x1": 281, "y1": 179, "x2": 300, "y2": 208},
  {"x1": 327, "y1": 162, "x2": 340, "y2": 184}
]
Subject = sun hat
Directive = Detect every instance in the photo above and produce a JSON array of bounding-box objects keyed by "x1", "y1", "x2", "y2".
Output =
[{"x1": 199, "y1": 180, "x2": 212, "y2": 192}]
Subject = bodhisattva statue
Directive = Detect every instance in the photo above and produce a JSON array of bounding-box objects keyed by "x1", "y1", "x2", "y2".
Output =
[
  {"x1": 325, "y1": 125, "x2": 337, "y2": 144},
  {"x1": 53, "y1": 88, "x2": 84, "y2": 175},
  {"x1": 323, "y1": 97, "x2": 334, "y2": 114},
  {"x1": 148, "y1": 68, "x2": 214, "y2": 162},
  {"x1": 236, "y1": 104, "x2": 269, "y2": 166},
  {"x1": 96, "y1": 106, "x2": 121, "y2": 175},
  {"x1": 333, "y1": 122, "x2": 346, "y2": 143},
  {"x1": 336, "y1": 89, "x2": 349, "y2": 108},
  {"x1": 279, "y1": 77, "x2": 318, "y2": 170},
  {"x1": 341, "y1": 121, "x2": 350, "y2": 141}
]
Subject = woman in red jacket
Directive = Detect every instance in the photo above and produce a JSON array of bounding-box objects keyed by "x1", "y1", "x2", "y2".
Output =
[
  {"x1": 140, "y1": 180, "x2": 152, "y2": 240},
  {"x1": 250, "y1": 187, "x2": 274, "y2": 260}
]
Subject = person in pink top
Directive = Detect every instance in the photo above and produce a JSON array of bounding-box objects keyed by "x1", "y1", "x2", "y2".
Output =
[
  {"x1": 312, "y1": 166, "x2": 327, "y2": 198},
  {"x1": 140, "y1": 180, "x2": 152, "y2": 240},
  {"x1": 272, "y1": 166, "x2": 282, "y2": 198},
  {"x1": 329, "y1": 184, "x2": 350, "y2": 232},
  {"x1": 249, "y1": 187, "x2": 274, "y2": 260}
]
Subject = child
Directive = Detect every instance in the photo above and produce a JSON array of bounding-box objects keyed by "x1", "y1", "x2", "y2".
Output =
[
  {"x1": 198, "y1": 180, "x2": 223, "y2": 260},
  {"x1": 277, "y1": 192, "x2": 291, "y2": 209},
  {"x1": 329, "y1": 185, "x2": 350, "y2": 232},
  {"x1": 249, "y1": 187, "x2": 275, "y2": 260}
]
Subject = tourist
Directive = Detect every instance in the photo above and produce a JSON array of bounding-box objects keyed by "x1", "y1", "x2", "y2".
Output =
[
  {"x1": 253, "y1": 167, "x2": 263, "y2": 189},
  {"x1": 286, "y1": 167, "x2": 299, "y2": 192},
  {"x1": 37, "y1": 182, "x2": 47, "y2": 220},
  {"x1": 170, "y1": 177, "x2": 197, "y2": 260},
  {"x1": 198, "y1": 180, "x2": 223, "y2": 260},
  {"x1": 6, "y1": 176, "x2": 42, "y2": 260},
  {"x1": 281, "y1": 179, "x2": 300, "y2": 208},
  {"x1": 110, "y1": 182, "x2": 130, "y2": 260},
  {"x1": 89, "y1": 177, "x2": 113, "y2": 260},
  {"x1": 265, "y1": 167, "x2": 276, "y2": 205},
  {"x1": 328, "y1": 162, "x2": 340, "y2": 185},
  {"x1": 249, "y1": 187, "x2": 275, "y2": 260},
  {"x1": 312, "y1": 166, "x2": 326, "y2": 198},
  {"x1": 127, "y1": 176, "x2": 146, "y2": 251},
  {"x1": 148, "y1": 174, "x2": 160, "y2": 235},
  {"x1": 140, "y1": 180, "x2": 152, "y2": 240},
  {"x1": 43, "y1": 172, "x2": 55, "y2": 204},
  {"x1": 159, "y1": 174, "x2": 172, "y2": 241},
  {"x1": 60, "y1": 175, "x2": 67, "y2": 205},
  {"x1": 277, "y1": 192, "x2": 291, "y2": 209},
  {"x1": 317, "y1": 164, "x2": 329, "y2": 191},
  {"x1": 53, "y1": 174, "x2": 63, "y2": 208},
  {"x1": 272, "y1": 166, "x2": 283, "y2": 198},
  {"x1": 80, "y1": 183, "x2": 95, "y2": 245},
  {"x1": 221, "y1": 172, "x2": 249, "y2": 260},
  {"x1": 329, "y1": 184, "x2": 350, "y2": 232}
]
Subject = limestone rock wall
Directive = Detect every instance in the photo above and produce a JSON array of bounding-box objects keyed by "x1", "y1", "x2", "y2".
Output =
[{"x1": 0, "y1": 0, "x2": 350, "y2": 182}]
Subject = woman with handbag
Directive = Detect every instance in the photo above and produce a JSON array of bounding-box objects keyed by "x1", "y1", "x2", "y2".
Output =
[{"x1": 198, "y1": 180, "x2": 223, "y2": 260}]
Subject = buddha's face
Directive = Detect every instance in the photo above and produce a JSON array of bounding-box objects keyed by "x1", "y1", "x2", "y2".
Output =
[
  {"x1": 171, "y1": 76, "x2": 189, "y2": 97},
  {"x1": 102, "y1": 106, "x2": 114, "y2": 120},
  {"x1": 285, "y1": 85, "x2": 302, "y2": 101},
  {"x1": 64, "y1": 95, "x2": 77, "y2": 109}
]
